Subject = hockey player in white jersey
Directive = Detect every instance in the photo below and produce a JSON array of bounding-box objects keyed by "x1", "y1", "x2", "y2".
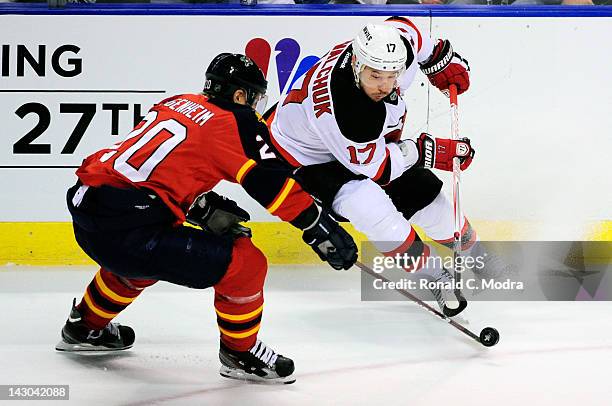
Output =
[{"x1": 265, "y1": 17, "x2": 479, "y2": 316}]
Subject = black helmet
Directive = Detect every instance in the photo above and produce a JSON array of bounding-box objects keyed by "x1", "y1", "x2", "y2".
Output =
[{"x1": 204, "y1": 53, "x2": 268, "y2": 107}]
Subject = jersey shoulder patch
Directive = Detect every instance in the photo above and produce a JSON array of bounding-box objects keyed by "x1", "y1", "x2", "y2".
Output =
[
  {"x1": 382, "y1": 89, "x2": 400, "y2": 106},
  {"x1": 230, "y1": 105, "x2": 275, "y2": 163}
]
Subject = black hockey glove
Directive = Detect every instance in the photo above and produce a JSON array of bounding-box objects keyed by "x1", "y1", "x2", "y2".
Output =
[
  {"x1": 187, "y1": 191, "x2": 251, "y2": 238},
  {"x1": 297, "y1": 204, "x2": 358, "y2": 270}
]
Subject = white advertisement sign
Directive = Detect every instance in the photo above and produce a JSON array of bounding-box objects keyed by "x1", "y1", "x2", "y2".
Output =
[{"x1": 0, "y1": 15, "x2": 610, "y2": 224}]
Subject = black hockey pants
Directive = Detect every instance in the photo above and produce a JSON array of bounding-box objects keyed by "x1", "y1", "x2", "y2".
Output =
[
  {"x1": 293, "y1": 161, "x2": 443, "y2": 221},
  {"x1": 67, "y1": 182, "x2": 233, "y2": 289}
]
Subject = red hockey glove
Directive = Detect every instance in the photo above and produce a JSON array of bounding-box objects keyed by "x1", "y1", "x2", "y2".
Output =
[
  {"x1": 420, "y1": 39, "x2": 470, "y2": 96},
  {"x1": 415, "y1": 133, "x2": 475, "y2": 172}
]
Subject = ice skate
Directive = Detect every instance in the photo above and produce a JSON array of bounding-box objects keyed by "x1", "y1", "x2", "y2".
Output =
[
  {"x1": 55, "y1": 299, "x2": 135, "y2": 352},
  {"x1": 219, "y1": 339, "x2": 296, "y2": 384},
  {"x1": 468, "y1": 243, "x2": 518, "y2": 282}
]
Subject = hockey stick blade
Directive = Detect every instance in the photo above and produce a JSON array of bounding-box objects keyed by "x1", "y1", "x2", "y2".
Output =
[
  {"x1": 355, "y1": 260, "x2": 496, "y2": 347},
  {"x1": 442, "y1": 290, "x2": 468, "y2": 318}
]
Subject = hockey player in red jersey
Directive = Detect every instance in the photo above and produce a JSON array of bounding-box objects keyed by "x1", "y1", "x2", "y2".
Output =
[
  {"x1": 267, "y1": 17, "x2": 481, "y2": 316},
  {"x1": 56, "y1": 53, "x2": 357, "y2": 384}
]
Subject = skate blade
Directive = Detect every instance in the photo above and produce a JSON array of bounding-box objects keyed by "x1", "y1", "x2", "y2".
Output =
[
  {"x1": 55, "y1": 340, "x2": 132, "y2": 353},
  {"x1": 219, "y1": 366, "x2": 296, "y2": 385}
]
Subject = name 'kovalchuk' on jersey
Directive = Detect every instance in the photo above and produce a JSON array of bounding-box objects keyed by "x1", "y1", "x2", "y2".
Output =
[{"x1": 270, "y1": 18, "x2": 437, "y2": 186}]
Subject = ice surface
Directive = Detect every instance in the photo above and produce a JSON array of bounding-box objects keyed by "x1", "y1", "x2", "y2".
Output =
[{"x1": 1, "y1": 266, "x2": 611, "y2": 406}]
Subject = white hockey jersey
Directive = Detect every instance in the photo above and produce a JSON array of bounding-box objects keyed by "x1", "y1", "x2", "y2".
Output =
[{"x1": 269, "y1": 17, "x2": 434, "y2": 186}]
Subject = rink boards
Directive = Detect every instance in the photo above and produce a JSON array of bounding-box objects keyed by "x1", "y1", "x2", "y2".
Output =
[{"x1": 0, "y1": 10, "x2": 610, "y2": 265}]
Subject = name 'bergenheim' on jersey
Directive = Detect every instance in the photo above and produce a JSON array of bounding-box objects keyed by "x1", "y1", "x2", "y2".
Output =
[
  {"x1": 162, "y1": 98, "x2": 215, "y2": 126},
  {"x1": 270, "y1": 18, "x2": 434, "y2": 184}
]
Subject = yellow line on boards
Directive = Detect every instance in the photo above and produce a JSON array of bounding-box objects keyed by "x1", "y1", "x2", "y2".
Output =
[{"x1": 0, "y1": 221, "x2": 610, "y2": 266}]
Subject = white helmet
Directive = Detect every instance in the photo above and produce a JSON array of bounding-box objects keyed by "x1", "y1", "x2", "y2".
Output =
[{"x1": 352, "y1": 23, "x2": 407, "y2": 84}]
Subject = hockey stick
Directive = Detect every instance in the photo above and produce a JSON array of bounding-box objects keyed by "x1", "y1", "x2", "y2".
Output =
[
  {"x1": 449, "y1": 84, "x2": 462, "y2": 285},
  {"x1": 441, "y1": 84, "x2": 470, "y2": 317},
  {"x1": 355, "y1": 260, "x2": 498, "y2": 347}
]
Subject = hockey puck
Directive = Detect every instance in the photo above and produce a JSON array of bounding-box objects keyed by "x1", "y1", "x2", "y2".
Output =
[{"x1": 479, "y1": 327, "x2": 500, "y2": 347}]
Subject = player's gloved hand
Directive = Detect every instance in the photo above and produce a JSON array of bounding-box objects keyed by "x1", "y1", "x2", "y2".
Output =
[
  {"x1": 187, "y1": 191, "x2": 251, "y2": 238},
  {"x1": 420, "y1": 39, "x2": 470, "y2": 96},
  {"x1": 296, "y1": 204, "x2": 357, "y2": 270},
  {"x1": 414, "y1": 133, "x2": 475, "y2": 172}
]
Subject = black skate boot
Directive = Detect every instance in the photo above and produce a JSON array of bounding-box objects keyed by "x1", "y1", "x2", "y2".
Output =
[
  {"x1": 219, "y1": 340, "x2": 295, "y2": 384},
  {"x1": 55, "y1": 299, "x2": 135, "y2": 352}
]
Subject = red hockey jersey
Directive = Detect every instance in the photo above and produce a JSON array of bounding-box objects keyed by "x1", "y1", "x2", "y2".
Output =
[{"x1": 77, "y1": 93, "x2": 314, "y2": 224}]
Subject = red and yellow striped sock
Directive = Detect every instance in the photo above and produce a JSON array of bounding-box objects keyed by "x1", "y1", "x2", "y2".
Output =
[
  {"x1": 214, "y1": 237, "x2": 268, "y2": 352},
  {"x1": 215, "y1": 292, "x2": 263, "y2": 352},
  {"x1": 77, "y1": 268, "x2": 157, "y2": 330}
]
